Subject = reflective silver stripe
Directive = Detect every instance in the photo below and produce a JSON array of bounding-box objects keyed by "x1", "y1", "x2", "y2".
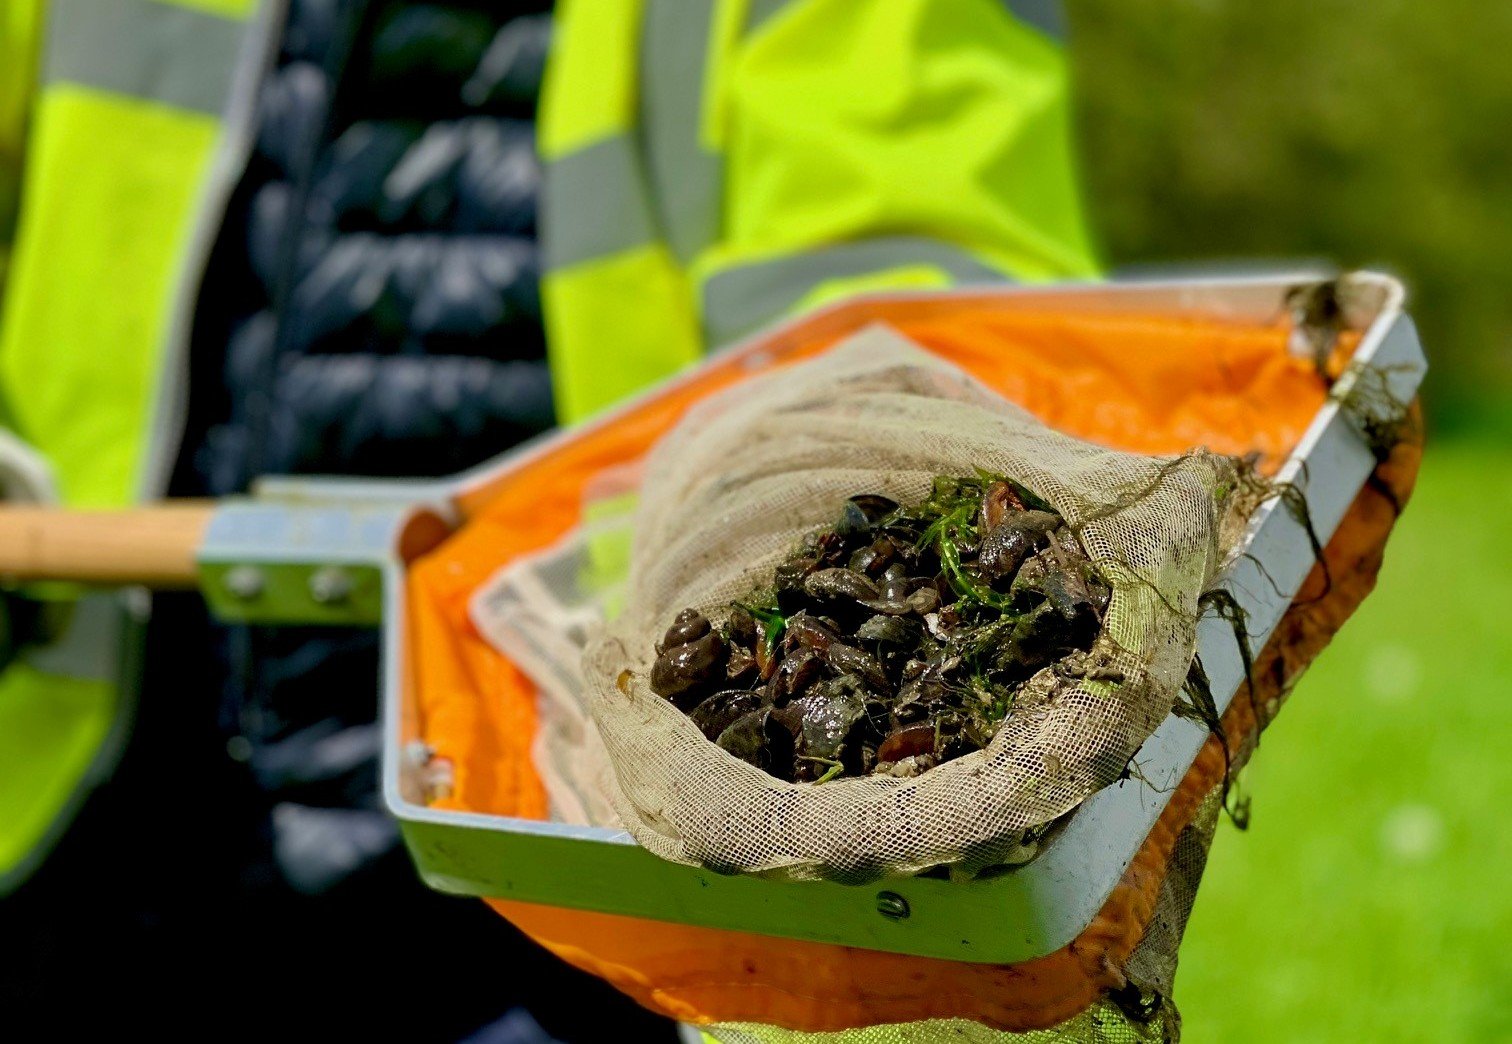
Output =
[
  {"x1": 744, "y1": 0, "x2": 791, "y2": 34},
  {"x1": 143, "y1": 0, "x2": 285, "y2": 500},
  {"x1": 43, "y1": 0, "x2": 246, "y2": 115},
  {"x1": 702, "y1": 236, "x2": 1006, "y2": 345},
  {"x1": 640, "y1": 0, "x2": 723, "y2": 263},
  {"x1": 21, "y1": 594, "x2": 126, "y2": 682},
  {"x1": 1004, "y1": 0, "x2": 1066, "y2": 40},
  {"x1": 1, "y1": 592, "x2": 141, "y2": 897},
  {"x1": 744, "y1": 1, "x2": 1065, "y2": 42},
  {"x1": 542, "y1": 136, "x2": 659, "y2": 270}
]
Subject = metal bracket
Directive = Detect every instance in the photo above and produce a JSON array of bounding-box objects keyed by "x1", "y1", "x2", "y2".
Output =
[
  {"x1": 382, "y1": 271, "x2": 1427, "y2": 964},
  {"x1": 198, "y1": 498, "x2": 422, "y2": 626}
]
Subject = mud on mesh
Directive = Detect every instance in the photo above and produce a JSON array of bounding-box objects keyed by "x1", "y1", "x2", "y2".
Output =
[
  {"x1": 579, "y1": 328, "x2": 1248, "y2": 882},
  {"x1": 701, "y1": 1007, "x2": 1174, "y2": 1044}
]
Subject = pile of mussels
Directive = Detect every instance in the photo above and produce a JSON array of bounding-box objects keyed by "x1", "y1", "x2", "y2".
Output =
[{"x1": 648, "y1": 474, "x2": 1113, "y2": 782}]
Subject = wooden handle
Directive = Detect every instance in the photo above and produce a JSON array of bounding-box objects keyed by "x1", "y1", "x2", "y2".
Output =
[{"x1": 0, "y1": 502, "x2": 215, "y2": 588}]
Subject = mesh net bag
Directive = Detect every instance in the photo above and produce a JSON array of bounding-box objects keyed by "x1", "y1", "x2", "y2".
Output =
[
  {"x1": 457, "y1": 308, "x2": 1422, "y2": 1043},
  {"x1": 474, "y1": 502, "x2": 630, "y2": 828},
  {"x1": 701, "y1": 773, "x2": 1221, "y2": 1043},
  {"x1": 581, "y1": 328, "x2": 1248, "y2": 882}
]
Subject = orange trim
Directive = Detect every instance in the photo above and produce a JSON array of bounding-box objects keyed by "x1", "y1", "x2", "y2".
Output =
[
  {"x1": 402, "y1": 298, "x2": 1409, "y2": 1031},
  {"x1": 488, "y1": 421, "x2": 1421, "y2": 1033}
]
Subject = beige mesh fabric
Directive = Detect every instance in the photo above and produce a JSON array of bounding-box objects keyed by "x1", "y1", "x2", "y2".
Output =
[
  {"x1": 472, "y1": 513, "x2": 632, "y2": 828},
  {"x1": 585, "y1": 327, "x2": 1244, "y2": 882},
  {"x1": 695, "y1": 795, "x2": 1223, "y2": 1044},
  {"x1": 702, "y1": 1007, "x2": 1169, "y2": 1044},
  {"x1": 695, "y1": 783, "x2": 1225, "y2": 1044}
]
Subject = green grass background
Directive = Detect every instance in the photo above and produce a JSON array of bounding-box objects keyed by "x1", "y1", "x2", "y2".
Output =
[
  {"x1": 9, "y1": 4, "x2": 1503, "y2": 1036},
  {"x1": 1176, "y1": 443, "x2": 1511, "y2": 1040},
  {"x1": 1062, "y1": 4, "x2": 1512, "y2": 1038},
  {"x1": 1068, "y1": 0, "x2": 1512, "y2": 436}
]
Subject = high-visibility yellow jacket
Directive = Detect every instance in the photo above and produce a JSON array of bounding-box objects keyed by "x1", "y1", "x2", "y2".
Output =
[
  {"x1": 0, "y1": 0, "x2": 276, "y2": 892},
  {"x1": 0, "y1": 0, "x2": 1095, "y2": 892},
  {"x1": 538, "y1": 0, "x2": 1099, "y2": 423}
]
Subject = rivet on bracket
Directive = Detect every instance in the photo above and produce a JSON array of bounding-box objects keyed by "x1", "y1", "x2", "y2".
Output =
[
  {"x1": 308, "y1": 566, "x2": 354, "y2": 606},
  {"x1": 875, "y1": 891, "x2": 910, "y2": 921},
  {"x1": 223, "y1": 565, "x2": 265, "y2": 601}
]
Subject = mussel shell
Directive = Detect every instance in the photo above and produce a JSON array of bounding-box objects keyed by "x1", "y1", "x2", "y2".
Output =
[
  {"x1": 724, "y1": 606, "x2": 759, "y2": 649},
  {"x1": 848, "y1": 537, "x2": 897, "y2": 578},
  {"x1": 1010, "y1": 549, "x2": 1052, "y2": 599},
  {"x1": 784, "y1": 612, "x2": 838, "y2": 654},
  {"x1": 996, "y1": 602, "x2": 1077, "y2": 680},
  {"x1": 1052, "y1": 525, "x2": 1084, "y2": 559},
  {"x1": 905, "y1": 586, "x2": 941, "y2": 614},
  {"x1": 1040, "y1": 568, "x2": 1092, "y2": 623},
  {"x1": 649, "y1": 631, "x2": 728, "y2": 707},
  {"x1": 786, "y1": 679, "x2": 868, "y2": 768},
  {"x1": 892, "y1": 661, "x2": 952, "y2": 724},
  {"x1": 825, "y1": 642, "x2": 889, "y2": 691},
  {"x1": 834, "y1": 500, "x2": 873, "y2": 541},
  {"x1": 725, "y1": 646, "x2": 758, "y2": 684},
  {"x1": 977, "y1": 510, "x2": 1059, "y2": 585},
  {"x1": 774, "y1": 558, "x2": 818, "y2": 593},
  {"x1": 716, "y1": 708, "x2": 794, "y2": 777},
  {"x1": 980, "y1": 480, "x2": 1024, "y2": 531},
  {"x1": 775, "y1": 558, "x2": 820, "y2": 613},
  {"x1": 812, "y1": 529, "x2": 849, "y2": 565},
  {"x1": 691, "y1": 688, "x2": 766, "y2": 741},
  {"x1": 803, "y1": 568, "x2": 880, "y2": 603},
  {"x1": 849, "y1": 493, "x2": 899, "y2": 523},
  {"x1": 767, "y1": 648, "x2": 823, "y2": 705},
  {"x1": 658, "y1": 608, "x2": 710, "y2": 653},
  {"x1": 860, "y1": 578, "x2": 940, "y2": 617},
  {"x1": 877, "y1": 721, "x2": 937, "y2": 763},
  {"x1": 855, "y1": 614, "x2": 920, "y2": 645},
  {"x1": 877, "y1": 753, "x2": 938, "y2": 778}
]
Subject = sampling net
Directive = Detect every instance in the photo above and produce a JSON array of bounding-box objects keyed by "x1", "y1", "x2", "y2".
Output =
[
  {"x1": 704, "y1": 781, "x2": 1221, "y2": 1044},
  {"x1": 577, "y1": 328, "x2": 1247, "y2": 882},
  {"x1": 457, "y1": 298, "x2": 1420, "y2": 1043}
]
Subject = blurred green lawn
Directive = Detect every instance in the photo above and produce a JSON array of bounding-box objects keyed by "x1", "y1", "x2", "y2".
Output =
[
  {"x1": 1176, "y1": 437, "x2": 1512, "y2": 1040},
  {"x1": 1067, "y1": 1, "x2": 1512, "y2": 437},
  {"x1": 1058, "y1": 6, "x2": 1511, "y2": 1037}
]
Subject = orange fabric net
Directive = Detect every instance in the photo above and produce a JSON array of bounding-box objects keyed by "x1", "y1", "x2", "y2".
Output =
[{"x1": 402, "y1": 296, "x2": 1414, "y2": 1033}]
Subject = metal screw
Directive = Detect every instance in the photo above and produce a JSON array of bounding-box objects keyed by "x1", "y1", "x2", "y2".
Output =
[
  {"x1": 308, "y1": 566, "x2": 353, "y2": 605},
  {"x1": 875, "y1": 891, "x2": 910, "y2": 921},
  {"x1": 223, "y1": 565, "x2": 264, "y2": 601}
]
